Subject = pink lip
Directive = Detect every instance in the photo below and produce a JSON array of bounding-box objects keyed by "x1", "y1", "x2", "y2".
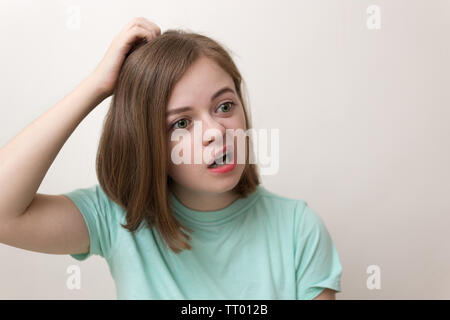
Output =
[
  {"x1": 207, "y1": 162, "x2": 236, "y2": 174},
  {"x1": 207, "y1": 144, "x2": 236, "y2": 174}
]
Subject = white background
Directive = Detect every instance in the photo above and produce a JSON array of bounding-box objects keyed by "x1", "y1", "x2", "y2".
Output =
[{"x1": 0, "y1": 0, "x2": 449, "y2": 299}]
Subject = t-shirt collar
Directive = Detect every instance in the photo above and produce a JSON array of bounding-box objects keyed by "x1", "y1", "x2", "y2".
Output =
[{"x1": 169, "y1": 185, "x2": 262, "y2": 226}]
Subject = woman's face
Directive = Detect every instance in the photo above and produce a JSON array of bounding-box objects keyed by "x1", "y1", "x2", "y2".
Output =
[{"x1": 166, "y1": 56, "x2": 247, "y2": 196}]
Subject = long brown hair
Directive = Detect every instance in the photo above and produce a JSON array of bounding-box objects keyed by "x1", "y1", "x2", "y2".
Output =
[{"x1": 96, "y1": 29, "x2": 260, "y2": 253}]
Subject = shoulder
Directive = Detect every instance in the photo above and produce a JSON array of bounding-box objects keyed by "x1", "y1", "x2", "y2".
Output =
[
  {"x1": 255, "y1": 186, "x2": 327, "y2": 234},
  {"x1": 65, "y1": 183, "x2": 126, "y2": 222},
  {"x1": 254, "y1": 186, "x2": 309, "y2": 222},
  {"x1": 256, "y1": 185, "x2": 304, "y2": 207},
  {"x1": 67, "y1": 183, "x2": 108, "y2": 202}
]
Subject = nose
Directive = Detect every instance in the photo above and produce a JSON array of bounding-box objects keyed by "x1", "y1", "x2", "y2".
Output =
[{"x1": 202, "y1": 116, "x2": 226, "y2": 148}]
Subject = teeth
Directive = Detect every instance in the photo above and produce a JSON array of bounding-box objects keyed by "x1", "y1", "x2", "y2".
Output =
[
  {"x1": 209, "y1": 151, "x2": 231, "y2": 168},
  {"x1": 216, "y1": 152, "x2": 227, "y2": 162},
  {"x1": 225, "y1": 151, "x2": 232, "y2": 163},
  {"x1": 215, "y1": 150, "x2": 226, "y2": 161}
]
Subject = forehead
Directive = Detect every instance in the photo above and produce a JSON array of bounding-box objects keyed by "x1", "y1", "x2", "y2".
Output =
[{"x1": 167, "y1": 56, "x2": 235, "y2": 109}]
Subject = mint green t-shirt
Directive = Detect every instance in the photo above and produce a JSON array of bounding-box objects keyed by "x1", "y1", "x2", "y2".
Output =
[{"x1": 62, "y1": 184, "x2": 342, "y2": 299}]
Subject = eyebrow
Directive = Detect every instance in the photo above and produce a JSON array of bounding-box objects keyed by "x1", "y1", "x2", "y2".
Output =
[{"x1": 166, "y1": 86, "x2": 236, "y2": 117}]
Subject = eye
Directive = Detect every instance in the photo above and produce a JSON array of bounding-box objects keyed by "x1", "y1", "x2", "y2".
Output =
[
  {"x1": 169, "y1": 101, "x2": 236, "y2": 131},
  {"x1": 217, "y1": 101, "x2": 235, "y2": 113},
  {"x1": 171, "y1": 118, "x2": 190, "y2": 130}
]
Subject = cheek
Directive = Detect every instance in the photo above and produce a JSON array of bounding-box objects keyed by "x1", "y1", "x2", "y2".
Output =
[
  {"x1": 220, "y1": 113, "x2": 246, "y2": 134},
  {"x1": 167, "y1": 142, "x2": 179, "y2": 173},
  {"x1": 233, "y1": 107, "x2": 247, "y2": 130},
  {"x1": 166, "y1": 140, "x2": 198, "y2": 178},
  {"x1": 167, "y1": 139, "x2": 193, "y2": 164},
  {"x1": 166, "y1": 153, "x2": 202, "y2": 187}
]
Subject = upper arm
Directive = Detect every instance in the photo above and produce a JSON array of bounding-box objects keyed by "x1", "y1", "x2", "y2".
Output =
[
  {"x1": 0, "y1": 193, "x2": 90, "y2": 255},
  {"x1": 294, "y1": 201, "x2": 343, "y2": 299},
  {"x1": 312, "y1": 288, "x2": 336, "y2": 300}
]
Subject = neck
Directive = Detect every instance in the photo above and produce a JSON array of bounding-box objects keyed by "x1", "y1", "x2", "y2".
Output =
[{"x1": 170, "y1": 183, "x2": 240, "y2": 212}]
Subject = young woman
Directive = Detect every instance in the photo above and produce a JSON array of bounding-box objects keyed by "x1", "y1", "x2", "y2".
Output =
[{"x1": 0, "y1": 17, "x2": 342, "y2": 300}]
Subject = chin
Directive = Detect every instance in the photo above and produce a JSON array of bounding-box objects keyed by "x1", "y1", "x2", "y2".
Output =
[{"x1": 207, "y1": 173, "x2": 243, "y2": 192}]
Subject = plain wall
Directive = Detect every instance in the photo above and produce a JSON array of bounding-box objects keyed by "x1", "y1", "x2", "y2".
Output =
[{"x1": 0, "y1": 0, "x2": 449, "y2": 299}]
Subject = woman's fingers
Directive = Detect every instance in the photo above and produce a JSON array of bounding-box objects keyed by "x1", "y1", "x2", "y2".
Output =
[
  {"x1": 90, "y1": 17, "x2": 162, "y2": 98},
  {"x1": 122, "y1": 17, "x2": 161, "y2": 39}
]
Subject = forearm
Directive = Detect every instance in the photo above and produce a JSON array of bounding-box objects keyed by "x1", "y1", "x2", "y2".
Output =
[{"x1": 0, "y1": 74, "x2": 107, "y2": 220}]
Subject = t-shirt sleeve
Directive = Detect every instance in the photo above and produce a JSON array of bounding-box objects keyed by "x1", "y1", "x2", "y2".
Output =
[
  {"x1": 294, "y1": 200, "x2": 343, "y2": 299},
  {"x1": 61, "y1": 184, "x2": 119, "y2": 261}
]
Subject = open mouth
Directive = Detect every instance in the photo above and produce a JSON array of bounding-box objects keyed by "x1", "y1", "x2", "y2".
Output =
[{"x1": 207, "y1": 150, "x2": 234, "y2": 169}]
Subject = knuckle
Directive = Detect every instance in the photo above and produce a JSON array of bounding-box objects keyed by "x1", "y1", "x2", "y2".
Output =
[
  {"x1": 131, "y1": 17, "x2": 144, "y2": 27},
  {"x1": 136, "y1": 16, "x2": 147, "y2": 24},
  {"x1": 131, "y1": 23, "x2": 142, "y2": 30},
  {"x1": 133, "y1": 16, "x2": 145, "y2": 22}
]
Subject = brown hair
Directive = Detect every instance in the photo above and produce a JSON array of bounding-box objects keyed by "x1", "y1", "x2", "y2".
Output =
[{"x1": 96, "y1": 29, "x2": 261, "y2": 253}]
